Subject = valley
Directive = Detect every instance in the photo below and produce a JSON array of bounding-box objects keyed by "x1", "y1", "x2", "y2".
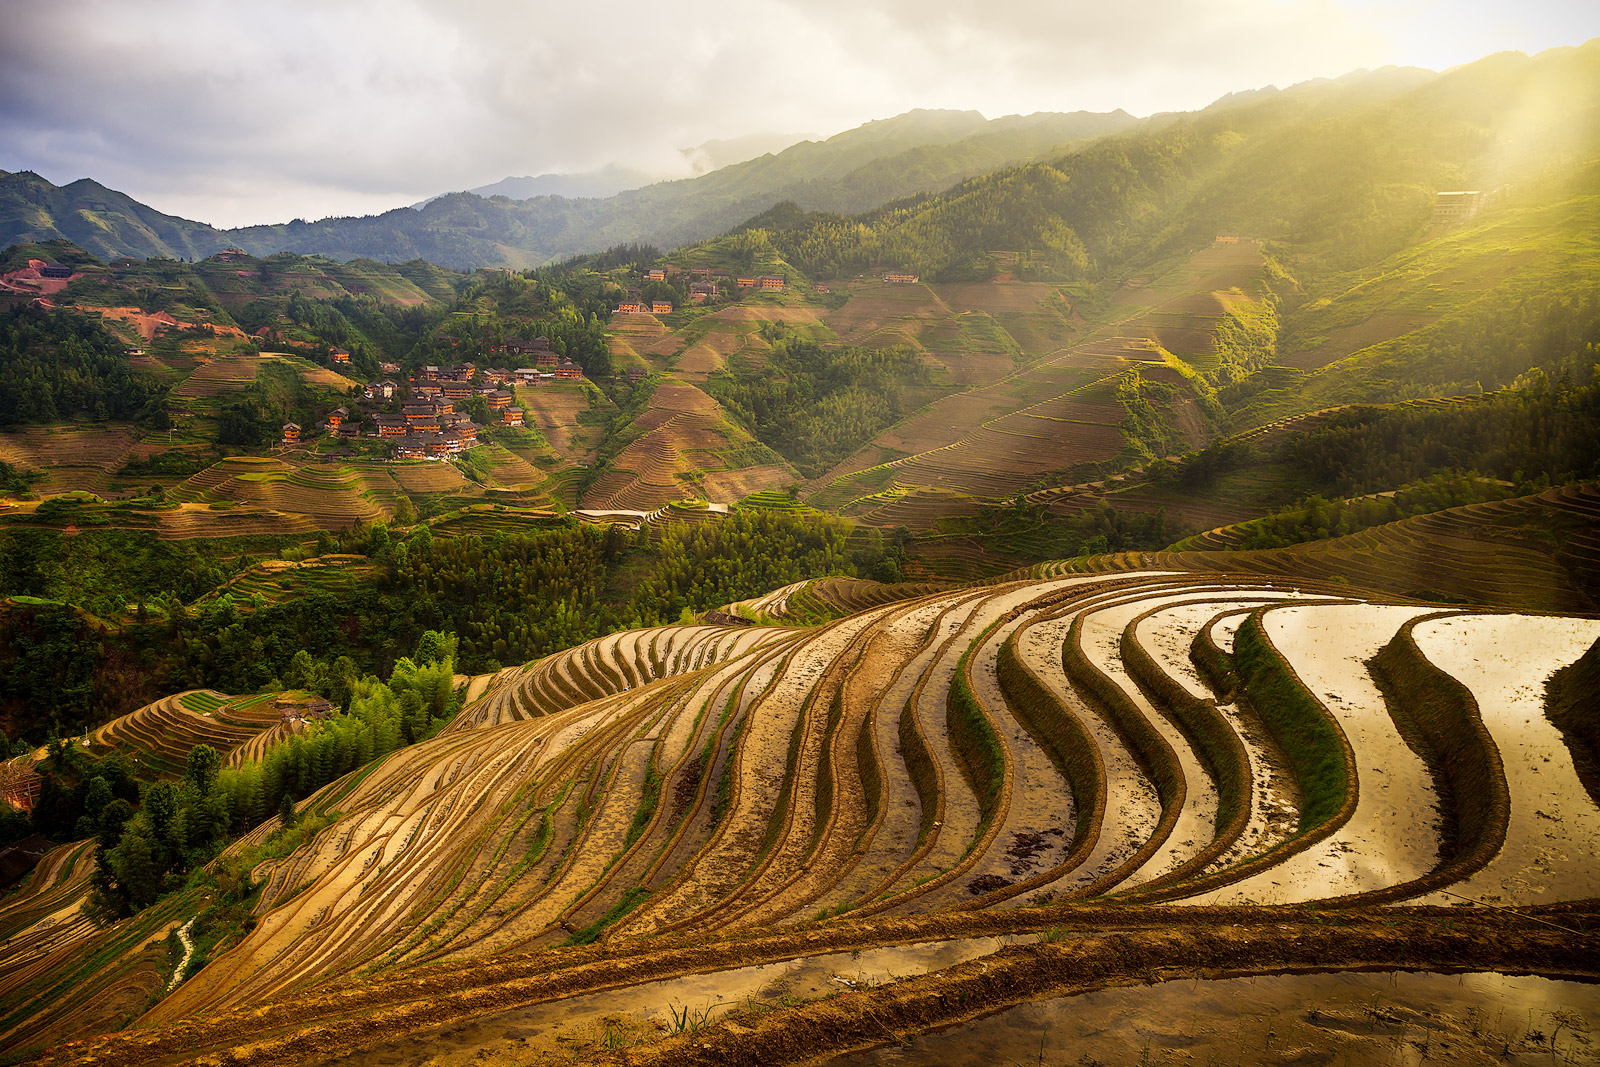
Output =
[{"x1": 0, "y1": 35, "x2": 1598, "y2": 1067}]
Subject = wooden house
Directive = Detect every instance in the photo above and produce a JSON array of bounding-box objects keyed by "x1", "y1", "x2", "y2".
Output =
[
  {"x1": 759, "y1": 275, "x2": 786, "y2": 291},
  {"x1": 689, "y1": 281, "x2": 716, "y2": 303},
  {"x1": 414, "y1": 383, "x2": 443, "y2": 399},
  {"x1": 643, "y1": 267, "x2": 667, "y2": 282},
  {"x1": 503, "y1": 407, "x2": 525, "y2": 427},
  {"x1": 497, "y1": 337, "x2": 546, "y2": 357},
  {"x1": 442, "y1": 382, "x2": 472, "y2": 400},
  {"x1": 884, "y1": 271, "x2": 919, "y2": 284},
  {"x1": 336, "y1": 423, "x2": 362, "y2": 439},
  {"x1": 652, "y1": 301, "x2": 673, "y2": 314},
  {"x1": 486, "y1": 390, "x2": 514, "y2": 410},
  {"x1": 535, "y1": 351, "x2": 558, "y2": 368},
  {"x1": 393, "y1": 438, "x2": 425, "y2": 460},
  {"x1": 1432, "y1": 190, "x2": 1484, "y2": 226},
  {"x1": 615, "y1": 300, "x2": 644, "y2": 314},
  {"x1": 330, "y1": 348, "x2": 351, "y2": 364},
  {"x1": 513, "y1": 368, "x2": 540, "y2": 384},
  {"x1": 325, "y1": 407, "x2": 348, "y2": 427},
  {"x1": 281, "y1": 422, "x2": 300, "y2": 444},
  {"x1": 422, "y1": 365, "x2": 442, "y2": 380},
  {"x1": 552, "y1": 358, "x2": 582, "y2": 381},
  {"x1": 364, "y1": 379, "x2": 398, "y2": 401},
  {"x1": 375, "y1": 415, "x2": 409, "y2": 438},
  {"x1": 735, "y1": 276, "x2": 757, "y2": 289}
]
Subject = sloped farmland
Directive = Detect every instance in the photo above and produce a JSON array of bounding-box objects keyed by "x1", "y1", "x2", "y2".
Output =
[{"x1": 35, "y1": 564, "x2": 1600, "y2": 1067}]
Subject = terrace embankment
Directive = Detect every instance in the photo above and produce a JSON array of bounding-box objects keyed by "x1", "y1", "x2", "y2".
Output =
[{"x1": 13, "y1": 570, "x2": 1600, "y2": 1064}]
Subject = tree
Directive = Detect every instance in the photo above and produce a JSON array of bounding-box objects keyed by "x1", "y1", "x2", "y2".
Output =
[
  {"x1": 186, "y1": 744, "x2": 221, "y2": 796},
  {"x1": 104, "y1": 818, "x2": 163, "y2": 910},
  {"x1": 278, "y1": 792, "x2": 297, "y2": 829}
]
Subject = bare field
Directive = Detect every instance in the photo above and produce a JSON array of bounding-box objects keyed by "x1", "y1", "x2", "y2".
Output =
[{"x1": 15, "y1": 566, "x2": 1600, "y2": 1065}]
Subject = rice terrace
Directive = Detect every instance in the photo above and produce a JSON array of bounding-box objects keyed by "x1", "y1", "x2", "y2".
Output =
[{"x1": 2, "y1": 13, "x2": 1600, "y2": 1067}]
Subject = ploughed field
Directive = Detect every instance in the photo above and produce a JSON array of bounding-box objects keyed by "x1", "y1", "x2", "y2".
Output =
[{"x1": 20, "y1": 567, "x2": 1600, "y2": 1067}]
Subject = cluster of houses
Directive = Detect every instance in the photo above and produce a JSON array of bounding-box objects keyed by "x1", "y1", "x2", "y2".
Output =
[
  {"x1": 614, "y1": 265, "x2": 795, "y2": 315},
  {"x1": 278, "y1": 335, "x2": 587, "y2": 459}
]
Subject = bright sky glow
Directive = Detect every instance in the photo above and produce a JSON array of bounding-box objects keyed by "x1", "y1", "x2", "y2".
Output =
[{"x1": 0, "y1": 0, "x2": 1594, "y2": 227}]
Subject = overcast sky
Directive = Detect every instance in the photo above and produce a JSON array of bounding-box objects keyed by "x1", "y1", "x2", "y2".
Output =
[{"x1": 1, "y1": 0, "x2": 1595, "y2": 228}]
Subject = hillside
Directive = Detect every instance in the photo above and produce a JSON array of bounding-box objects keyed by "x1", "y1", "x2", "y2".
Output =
[
  {"x1": 3, "y1": 40, "x2": 1600, "y2": 1063},
  {"x1": 4, "y1": 558, "x2": 1600, "y2": 1063},
  {"x1": 0, "y1": 109, "x2": 1137, "y2": 269}
]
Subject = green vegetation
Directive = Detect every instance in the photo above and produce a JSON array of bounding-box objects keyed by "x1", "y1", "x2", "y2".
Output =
[
  {"x1": 0, "y1": 306, "x2": 168, "y2": 426},
  {"x1": 82, "y1": 633, "x2": 458, "y2": 920},
  {"x1": 0, "y1": 511, "x2": 898, "y2": 741},
  {"x1": 943, "y1": 496, "x2": 1185, "y2": 564},
  {"x1": 1214, "y1": 473, "x2": 1515, "y2": 551},
  {"x1": 1233, "y1": 614, "x2": 1350, "y2": 832},
  {"x1": 708, "y1": 324, "x2": 941, "y2": 478},
  {"x1": 946, "y1": 623, "x2": 1008, "y2": 825}
]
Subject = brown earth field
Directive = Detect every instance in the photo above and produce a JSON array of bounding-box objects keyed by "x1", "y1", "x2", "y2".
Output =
[
  {"x1": 705, "y1": 305, "x2": 825, "y2": 324},
  {"x1": 1283, "y1": 312, "x2": 1436, "y2": 371},
  {"x1": 0, "y1": 424, "x2": 140, "y2": 472},
  {"x1": 806, "y1": 242, "x2": 1270, "y2": 508},
  {"x1": 35, "y1": 907, "x2": 1600, "y2": 1067},
  {"x1": 519, "y1": 385, "x2": 610, "y2": 466}
]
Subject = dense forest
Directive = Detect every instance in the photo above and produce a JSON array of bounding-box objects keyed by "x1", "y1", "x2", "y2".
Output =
[
  {"x1": 708, "y1": 325, "x2": 939, "y2": 477},
  {"x1": 0, "y1": 510, "x2": 904, "y2": 745},
  {"x1": 14, "y1": 633, "x2": 461, "y2": 921},
  {"x1": 1283, "y1": 372, "x2": 1600, "y2": 494},
  {"x1": 0, "y1": 306, "x2": 168, "y2": 426}
]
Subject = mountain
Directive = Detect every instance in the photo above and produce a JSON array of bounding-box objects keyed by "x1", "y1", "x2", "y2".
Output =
[
  {"x1": 0, "y1": 171, "x2": 226, "y2": 263},
  {"x1": 0, "y1": 108, "x2": 1138, "y2": 269},
  {"x1": 721, "y1": 42, "x2": 1600, "y2": 287},
  {"x1": 417, "y1": 132, "x2": 813, "y2": 207},
  {"x1": 412, "y1": 166, "x2": 661, "y2": 207}
]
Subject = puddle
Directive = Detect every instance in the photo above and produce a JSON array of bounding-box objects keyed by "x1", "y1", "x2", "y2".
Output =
[
  {"x1": 833, "y1": 970, "x2": 1600, "y2": 1066},
  {"x1": 1190, "y1": 604, "x2": 1442, "y2": 904},
  {"x1": 1412, "y1": 614, "x2": 1600, "y2": 906},
  {"x1": 329, "y1": 935, "x2": 1033, "y2": 1066}
]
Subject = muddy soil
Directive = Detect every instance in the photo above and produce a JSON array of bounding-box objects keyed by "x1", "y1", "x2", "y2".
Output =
[
  {"x1": 48, "y1": 904, "x2": 1600, "y2": 1067},
  {"x1": 832, "y1": 969, "x2": 1600, "y2": 1066}
]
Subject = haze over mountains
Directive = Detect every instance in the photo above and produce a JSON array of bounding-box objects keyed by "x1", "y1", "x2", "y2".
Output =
[
  {"x1": 5, "y1": 105, "x2": 1141, "y2": 269},
  {"x1": 413, "y1": 131, "x2": 817, "y2": 208},
  {"x1": 5, "y1": 20, "x2": 1600, "y2": 1066},
  {"x1": 4, "y1": 49, "x2": 1528, "y2": 274}
]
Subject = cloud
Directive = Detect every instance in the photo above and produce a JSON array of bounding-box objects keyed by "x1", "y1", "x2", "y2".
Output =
[{"x1": 0, "y1": 0, "x2": 1594, "y2": 227}]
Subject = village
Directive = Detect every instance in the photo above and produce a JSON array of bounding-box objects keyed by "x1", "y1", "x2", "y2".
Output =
[{"x1": 279, "y1": 334, "x2": 587, "y2": 460}]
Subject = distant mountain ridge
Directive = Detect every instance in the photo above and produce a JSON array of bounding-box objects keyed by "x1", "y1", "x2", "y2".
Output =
[
  {"x1": 417, "y1": 131, "x2": 814, "y2": 207},
  {"x1": 0, "y1": 107, "x2": 1138, "y2": 269}
]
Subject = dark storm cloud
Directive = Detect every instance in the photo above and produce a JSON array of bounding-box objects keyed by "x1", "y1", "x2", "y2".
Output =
[{"x1": 0, "y1": 0, "x2": 1594, "y2": 227}]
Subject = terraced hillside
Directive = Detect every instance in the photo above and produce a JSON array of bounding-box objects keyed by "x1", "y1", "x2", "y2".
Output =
[
  {"x1": 166, "y1": 456, "x2": 397, "y2": 529},
  {"x1": 1041, "y1": 482, "x2": 1600, "y2": 613},
  {"x1": 807, "y1": 241, "x2": 1269, "y2": 511},
  {"x1": 87, "y1": 690, "x2": 284, "y2": 778},
  {"x1": 580, "y1": 379, "x2": 794, "y2": 511},
  {"x1": 21, "y1": 564, "x2": 1600, "y2": 1066}
]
